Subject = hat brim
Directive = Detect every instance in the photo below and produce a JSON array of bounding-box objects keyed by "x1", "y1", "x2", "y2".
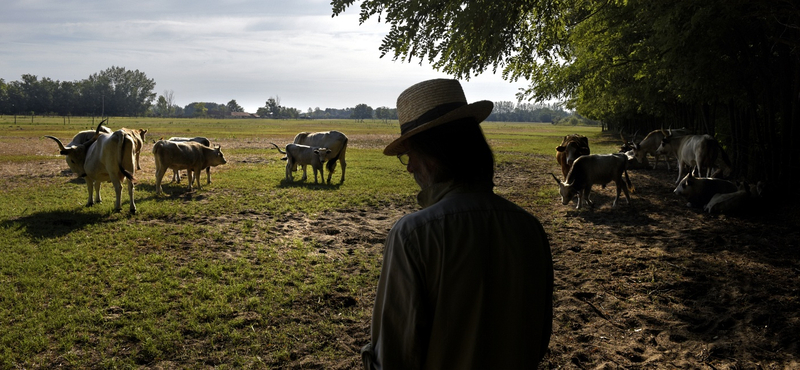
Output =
[{"x1": 383, "y1": 100, "x2": 493, "y2": 156}]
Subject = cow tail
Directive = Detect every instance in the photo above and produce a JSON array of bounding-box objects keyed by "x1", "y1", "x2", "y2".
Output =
[
  {"x1": 119, "y1": 132, "x2": 137, "y2": 183},
  {"x1": 327, "y1": 137, "x2": 347, "y2": 174},
  {"x1": 269, "y1": 142, "x2": 286, "y2": 155},
  {"x1": 624, "y1": 168, "x2": 635, "y2": 194}
]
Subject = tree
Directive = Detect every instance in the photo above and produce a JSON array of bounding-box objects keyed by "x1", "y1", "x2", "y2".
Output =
[
  {"x1": 155, "y1": 96, "x2": 169, "y2": 117},
  {"x1": 227, "y1": 99, "x2": 244, "y2": 113},
  {"x1": 332, "y1": 0, "x2": 800, "y2": 184},
  {"x1": 193, "y1": 102, "x2": 208, "y2": 118},
  {"x1": 351, "y1": 103, "x2": 373, "y2": 122}
]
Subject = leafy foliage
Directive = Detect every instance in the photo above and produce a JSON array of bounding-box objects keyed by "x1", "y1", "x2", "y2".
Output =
[{"x1": 332, "y1": 0, "x2": 800, "y2": 184}]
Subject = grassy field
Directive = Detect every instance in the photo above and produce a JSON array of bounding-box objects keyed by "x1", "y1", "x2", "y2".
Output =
[{"x1": 0, "y1": 116, "x2": 606, "y2": 368}]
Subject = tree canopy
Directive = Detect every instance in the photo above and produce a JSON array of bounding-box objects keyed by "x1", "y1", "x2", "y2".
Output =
[{"x1": 332, "y1": 0, "x2": 800, "y2": 184}]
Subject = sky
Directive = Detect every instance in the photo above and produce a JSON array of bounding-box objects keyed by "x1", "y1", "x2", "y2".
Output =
[{"x1": 1, "y1": 0, "x2": 533, "y2": 114}]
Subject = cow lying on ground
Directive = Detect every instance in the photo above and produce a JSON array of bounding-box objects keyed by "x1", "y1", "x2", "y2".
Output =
[
  {"x1": 555, "y1": 134, "x2": 590, "y2": 179},
  {"x1": 45, "y1": 123, "x2": 138, "y2": 213},
  {"x1": 704, "y1": 181, "x2": 751, "y2": 214},
  {"x1": 673, "y1": 173, "x2": 738, "y2": 208},
  {"x1": 166, "y1": 137, "x2": 212, "y2": 184},
  {"x1": 551, "y1": 153, "x2": 633, "y2": 209},
  {"x1": 656, "y1": 130, "x2": 731, "y2": 183},
  {"x1": 288, "y1": 131, "x2": 348, "y2": 184},
  {"x1": 153, "y1": 140, "x2": 227, "y2": 195},
  {"x1": 271, "y1": 142, "x2": 332, "y2": 184}
]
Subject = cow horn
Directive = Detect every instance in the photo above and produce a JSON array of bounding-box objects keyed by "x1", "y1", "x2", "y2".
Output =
[
  {"x1": 550, "y1": 173, "x2": 562, "y2": 185},
  {"x1": 43, "y1": 135, "x2": 66, "y2": 152}
]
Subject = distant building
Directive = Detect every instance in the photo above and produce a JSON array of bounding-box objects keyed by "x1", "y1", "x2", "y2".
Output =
[{"x1": 230, "y1": 112, "x2": 259, "y2": 118}]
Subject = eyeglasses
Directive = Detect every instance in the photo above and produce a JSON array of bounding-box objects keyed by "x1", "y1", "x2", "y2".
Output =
[{"x1": 397, "y1": 152, "x2": 410, "y2": 165}]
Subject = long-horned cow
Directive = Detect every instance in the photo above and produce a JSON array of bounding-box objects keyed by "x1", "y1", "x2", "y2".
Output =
[
  {"x1": 44, "y1": 123, "x2": 138, "y2": 213},
  {"x1": 555, "y1": 134, "x2": 590, "y2": 179},
  {"x1": 627, "y1": 129, "x2": 689, "y2": 170},
  {"x1": 289, "y1": 131, "x2": 348, "y2": 184},
  {"x1": 656, "y1": 130, "x2": 731, "y2": 183},
  {"x1": 152, "y1": 140, "x2": 227, "y2": 195},
  {"x1": 673, "y1": 173, "x2": 738, "y2": 208},
  {"x1": 550, "y1": 153, "x2": 633, "y2": 209},
  {"x1": 166, "y1": 137, "x2": 212, "y2": 184}
]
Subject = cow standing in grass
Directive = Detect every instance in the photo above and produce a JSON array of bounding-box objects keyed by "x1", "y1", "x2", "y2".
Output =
[
  {"x1": 289, "y1": 131, "x2": 348, "y2": 184},
  {"x1": 45, "y1": 123, "x2": 138, "y2": 213},
  {"x1": 271, "y1": 142, "x2": 332, "y2": 184},
  {"x1": 153, "y1": 140, "x2": 227, "y2": 195}
]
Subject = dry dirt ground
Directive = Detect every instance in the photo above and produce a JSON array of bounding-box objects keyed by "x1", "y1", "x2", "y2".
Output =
[
  {"x1": 257, "y1": 146, "x2": 800, "y2": 369},
  {"x1": 5, "y1": 133, "x2": 800, "y2": 369}
]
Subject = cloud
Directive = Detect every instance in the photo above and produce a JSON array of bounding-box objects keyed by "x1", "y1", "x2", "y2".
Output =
[{"x1": 1, "y1": 0, "x2": 531, "y2": 113}]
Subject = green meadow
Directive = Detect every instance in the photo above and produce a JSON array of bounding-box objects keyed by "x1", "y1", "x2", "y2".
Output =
[{"x1": 0, "y1": 116, "x2": 605, "y2": 368}]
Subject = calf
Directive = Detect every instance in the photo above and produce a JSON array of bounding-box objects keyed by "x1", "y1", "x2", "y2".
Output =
[
  {"x1": 673, "y1": 173, "x2": 737, "y2": 208},
  {"x1": 290, "y1": 131, "x2": 348, "y2": 184},
  {"x1": 270, "y1": 142, "x2": 332, "y2": 184},
  {"x1": 555, "y1": 134, "x2": 590, "y2": 179},
  {"x1": 45, "y1": 123, "x2": 138, "y2": 213},
  {"x1": 153, "y1": 140, "x2": 227, "y2": 195},
  {"x1": 551, "y1": 153, "x2": 633, "y2": 209},
  {"x1": 166, "y1": 137, "x2": 212, "y2": 184}
]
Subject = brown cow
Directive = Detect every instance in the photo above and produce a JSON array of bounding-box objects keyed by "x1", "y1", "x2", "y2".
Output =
[{"x1": 556, "y1": 134, "x2": 590, "y2": 179}]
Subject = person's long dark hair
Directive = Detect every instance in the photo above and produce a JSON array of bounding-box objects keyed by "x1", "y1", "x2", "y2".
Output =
[{"x1": 407, "y1": 117, "x2": 495, "y2": 187}]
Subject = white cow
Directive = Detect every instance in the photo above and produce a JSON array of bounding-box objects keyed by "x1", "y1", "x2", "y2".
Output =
[
  {"x1": 121, "y1": 128, "x2": 148, "y2": 170},
  {"x1": 45, "y1": 123, "x2": 138, "y2": 213},
  {"x1": 271, "y1": 142, "x2": 332, "y2": 184},
  {"x1": 166, "y1": 137, "x2": 212, "y2": 184},
  {"x1": 628, "y1": 129, "x2": 689, "y2": 170},
  {"x1": 289, "y1": 131, "x2": 348, "y2": 184},
  {"x1": 656, "y1": 130, "x2": 731, "y2": 184},
  {"x1": 152, "y1": 140, "x2": 227, "y2": 195}
]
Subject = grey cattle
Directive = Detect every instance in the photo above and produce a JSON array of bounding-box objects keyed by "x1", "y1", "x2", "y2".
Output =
[
  {"x1": 551, "y1": 153, "x2": 633, "y2": 209},
  {"x1": 704, "y1": 182, "x2": 751, "y2": 214},
  {"x1": 166, "y1": 137, "x2": 212, "y2": 184},
  {"x1": 289, "y1": 131, "x2": 348, "y2": 184},
  {"x1": 121, "y1": 128, "x2": 148, "y2": 170},
  {"x1": 67, "y1": 125, "x2": 113, "y2": 147},
  {"x1": 673, "y1": 173, "x2": 738, "y2": 208},
  {"x1": 627, "y1": 129, "x2": 689, "y2": 170},
  {"x1": 45, "y1": 123, "x2": 138, "y2": 213},
  {"x1": 153, "y1": 140, "x2": 227, "y2": 195},
  {"x1": 656, "y1": 130, "x2": 731, "y2": 184},
  {"x1": 271, "y1": 142, "x2": 332, "y2": 184}
]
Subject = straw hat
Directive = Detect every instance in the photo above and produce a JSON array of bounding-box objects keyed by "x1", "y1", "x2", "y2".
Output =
[{"x1": 383, "y1": 79, "x2": 494, "y2": 155}]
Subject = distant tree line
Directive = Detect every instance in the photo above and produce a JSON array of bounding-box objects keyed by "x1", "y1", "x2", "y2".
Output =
[
  {"x1": 487, "y1": 101, "x2": 581, "y2": 123},
  {"x1": 0, "y1": 66, "x2": 156, "y2": 117},
  {"x1": 1, "y1": 67, "x2": 578, "y2": 124}
]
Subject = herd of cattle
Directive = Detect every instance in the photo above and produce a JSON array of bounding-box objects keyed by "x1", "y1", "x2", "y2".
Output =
[
  {"x1": 42, "y1": 122, "x2": 759, "y2": 215},
  {"x1": 44, "y1": 122, "x2": 349, "y2": 214},
  {"x1": 551, "y1": 129, "x2": 764, "y2": 213}
]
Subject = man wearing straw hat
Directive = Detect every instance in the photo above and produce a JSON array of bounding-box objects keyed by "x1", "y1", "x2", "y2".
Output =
[{"x1": 362, "y1": 79, "x2": 553, "y2": 369}]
